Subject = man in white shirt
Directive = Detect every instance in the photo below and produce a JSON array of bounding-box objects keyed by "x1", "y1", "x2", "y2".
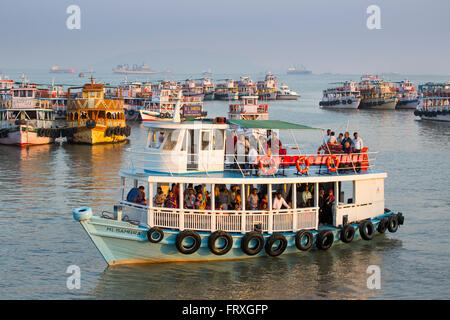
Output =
[
  {"x1": 273, "y1": 192, "x2": 290, "y2": 210},
  {"x1": 301, "y1": 185, "x2": 313, "y2": 207},
  {"x1": 328, "y1": 131, "x2": 337, "y2": 144},
  {"x1": 352, "y1": 132, "x2": 363, "y2": 153},
  {"x1": 248, "y1": 145, "x2": 259, "y2": 175}
]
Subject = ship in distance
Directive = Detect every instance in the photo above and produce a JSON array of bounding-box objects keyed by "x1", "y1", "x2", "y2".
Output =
[
  {"x1": 49, "y1": 65, "x2": 75, "y2": 73},
  {"x1": 113, "y1": 63, "x2": 158, "y2": 74},
  {"x1": 287, "y1": 65, "x2": 312, "y2": 75}
]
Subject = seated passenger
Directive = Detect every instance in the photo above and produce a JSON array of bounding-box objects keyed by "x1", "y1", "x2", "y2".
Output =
[
  {"x1": 126, "y1": 186, "x2": 145, "y2": 204},
  {"x1": 337, "y1": 133, "x2": 344, "y2": 144},
  {"x1": 272, "y1": 192, "x2": 290, "y2": 210},
  {"x1": 259, "y1": 194, "x2": 269, "y2": 211},
  {"x1": 154, "y1": 187, "x2": 166, "y2": 207},
  {"x1": 343, "y1": 141, "x2": 352, "y2": 154},
  {"x1": 341, "y1": 131, "x2": 351, "y2": 147},
  {"x1": 301, "y1": 185, "x2": 313, "y2": 207}
]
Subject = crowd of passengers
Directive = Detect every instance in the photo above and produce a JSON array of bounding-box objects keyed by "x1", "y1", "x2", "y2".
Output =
[
  {"x1": 325, "y1": 129, "x2": 364, "y2": 154},
  {"x1": 126, "y1": 183, "x2": 335, "y2": 225}
]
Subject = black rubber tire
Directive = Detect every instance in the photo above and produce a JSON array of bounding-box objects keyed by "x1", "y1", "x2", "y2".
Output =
[
  {"x1": 377, "y1": 218, "x2": 388, "y2": 233},
  {"x1": 85, "y1": 119, "x2": 96, "y2": 129},
  {"x1": 175, "y1": 230, "x2": 201, "y2": 254},
  {"x1": 347, "y1": 99, "x2": 352, "y2": 104},
  {"x1": 265, "y1": 233, "x2": 288, "y2": 257},
  {"x1": 241, "y1": 231, "x2": 264, "y2": 256},
  {"x1": 387, "y1": 215, "x2": 399, "y2": 233},
  {"x1": 316, "y1": 230, "x2": 334, "y2": 250},
  {"x1": 208, "y1": 231, "x2": 233, "y2": 255},
  {"x1": 414, "y1": 110, "x2": 419, "y2": 116},
  {"x1": 359, "y1": 220, "x2": 375, "y2": 240},
  {"x1": 340, "y1": 225, "x2": 355, "y2": 243},
  {"x1": 295, "y1": 230, "x2": 313, "y2": 251},
  {"x1": 397, "y1": 212, "x2": 405, "y2": 225},
  {"x1": 147, "y1": 227, "x2": 164, "y2": 243}
]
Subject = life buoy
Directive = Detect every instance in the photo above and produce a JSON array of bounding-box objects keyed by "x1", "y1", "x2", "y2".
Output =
[
  {"x1": 340, "y1": 225, "x2": 355, "y2": 243},
  {"x1": 359, "y1": 220, "x2": 374, "y2": 240},
  {"x1": 296, "y1": 156, "x2": 310, "y2": 174},
  {"x1": 147, "y1": 227, "x2": 164, "y2": 243},
  {"x1": 175, "y1": 230, "x2": 201, "y2": 254},
  {"x1": 259, "y1": 156, "x2": 278, "y2": 175},
  {"x1": 387, "y1": 215, "x2": 399, "y2": 233},
  {"x1": 208, "y1": 231, "x2": 233, "y2": 255},
  {"x1": 316, "y1": 230, "x2": 334, "y2": 250},
  {"x1": 241, "y1": 231, "x2": 264, "y2": 255},
  {"x1": 326, "y1": 155, "x2": 340, "y2": 172},
  {"x1": 264, "y1": 233, "x2": 287, "y2": 257},
  {"x1": 295, "y1": 230, "x2": 313, "y2": 251},
  {"x1": 377, "y1": 218, "x2": 388, "y2": 233}
]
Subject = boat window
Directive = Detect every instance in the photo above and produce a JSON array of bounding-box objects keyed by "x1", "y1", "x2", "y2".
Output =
[
  {"x1": 28, "y1": 90, "x2": 33, "y2": 97},
  {"x1": 212, "y1": 129, "x2": 224, "y2": 150},
  {"x1": 202, "y1": 131, "x2": 210, "y2": 150},
  {"x1": 162, "y1": 130, "x2": 180, "y2": 151}
]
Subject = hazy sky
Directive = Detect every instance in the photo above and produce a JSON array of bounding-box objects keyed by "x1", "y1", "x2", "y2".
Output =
[{"x1": 0, "y1": 0, "x2": 449, "y2": 74}]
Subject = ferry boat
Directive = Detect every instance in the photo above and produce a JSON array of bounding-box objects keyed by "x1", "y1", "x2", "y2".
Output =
[
  {"x1": 319, "y1": 81, "x2": 361, "y2": 109},
  {"x1": 182, "y1": 79, "x2": 204, "y2": 99},
  {"x1": 36, "y1": 82, "x2": 68, "y2": 120},
  {"x1": 358, "y1": 74, "x2": 398, "y2": 110},
  {"x1": 0, "y1": 80, "x2": 56, "y2": 146},
  {"x1": 119, "y1": 81, "x2": 152, "y2": 121},
  {"x1": 140, "y1": 90, "x2": 206, "y2": 121},
  {"x1": 113, "y1": 63, "x2": 158, "y2": 75},
  {"x1": 276, "y1": 83, "x2": 300, "y2": 100},
  {"x1": 257, "y1": 73, "x2": 278, "y2": 100},
  {"x1": 215, "y1": 79, "x2": 239, "y2": 101},
  {"x1": 73, "y1": 104, "x2": 405, "y2": 265},
  {"x1": 395, "y1": 80, "x2": 418, "y2": 109},
  {"x1": 414, "y1": 82, "x2": 450, "y2": 122},
  {"x1": 236, "y1": 76, "x2": 258, "y2": 99},
  {"x1": 228, "y1": 95, "x2": 268, "y2": 120},
  {"x1": 65, "y1": 77, "x2": 131, "y2": 144},
  {"x1": 201, "y1": 78, "x2": 215, "y2": 100}
]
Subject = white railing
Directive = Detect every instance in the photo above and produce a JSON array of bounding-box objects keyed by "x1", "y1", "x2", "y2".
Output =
[{"x1": 116, "y1": 201, "x2": 318, "y2": 233}]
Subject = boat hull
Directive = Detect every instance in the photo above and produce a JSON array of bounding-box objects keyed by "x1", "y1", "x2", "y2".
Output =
[
  {"x1": 321, "y1": 98, "x2": 360, "y2": 109},
  {"x1": 418, "y1": 114, "x2": 450, "y2": 122},
  {"x1": 0, "y1": 126, "x2": 53, "y2": 146},
  {"x1": 396, "y1": 99, "x2": 418, "y2": 109},
  {"x1": 77, "y1": 211, "x2": 398, "y2": 265},
  {"x1": 359, "y1": 99, "x2": 397, "y2": 110},
  {"x1": 67, "y1": 127, "x2": 127, "y2": 144},
  {"x1": 277, "y1": 94, "x2": 300, "y2": 100}
]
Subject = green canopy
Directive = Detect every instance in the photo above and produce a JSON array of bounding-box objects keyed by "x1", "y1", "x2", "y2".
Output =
[{"x1": 227, "y1": 119, "x2": 321, "y2": 130}]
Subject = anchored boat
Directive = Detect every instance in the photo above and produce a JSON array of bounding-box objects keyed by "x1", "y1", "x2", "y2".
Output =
[
  {"x1": 276, "y1": 83, "x2": 300, "y2": 100},
  {"x1": 358, "y1": 74, "x2": 398, "y2": 110},
  {"x1": 73, "y1": 103, "x2": 404, "y2": 265},
  {"x1": 414, "y1": 82, "x2": 450, "y2": 122},
  {"x1": 395, "y1": 80, "x2": 418, "y2": 109},
  {"x1": 65, "y1": 77, "x2": 131, "y2": 144},
  {"x1": 319, "y1": 81, "x2": 360, "y2": 109},
  {"x1": 228, "y1": 95, "x2": 268, "y2": 120}
]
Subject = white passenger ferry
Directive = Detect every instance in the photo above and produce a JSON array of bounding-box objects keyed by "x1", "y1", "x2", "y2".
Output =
[
  {"x1": 276, "y1": 83, "x2": 300, "y2": 100},
  {"x1": 319, "y1": 81, "x2": 361, "y2": 109},
  {"x1": 73, "y1": 104, "x2": 404, "y2": 265},
  {"x1": 414, "y1": 82, "x2": 450, "y2": 122}
]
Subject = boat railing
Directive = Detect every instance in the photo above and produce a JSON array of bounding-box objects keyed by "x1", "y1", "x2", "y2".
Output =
[
  {"x1": 126, "y1": 148, "x2": 378, "y2": 177},
  {"x1": 117, "y1": 200, "x2": 318, "y2": 233}
]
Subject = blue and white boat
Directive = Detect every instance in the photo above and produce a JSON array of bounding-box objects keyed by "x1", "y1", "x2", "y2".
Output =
[{"x1": 73, "y1": 103, "x2": 404, "y2": 265}]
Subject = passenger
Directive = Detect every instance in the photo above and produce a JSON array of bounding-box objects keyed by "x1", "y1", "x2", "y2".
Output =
[
  {"x1": 343, "y1": 141, "x2": 352, "y2": 154},
  {"x1": 234, "y1": 194, "x2": 242, "y2": 210},
  {"x1": 272, "y1": 192, "x2": 290, "y2": 210},
  {"x1": 259, "y1": 194, "x2": 269, "y2": 211},
  {"x1": 184, "y1": 188, "x2": 196, "y2": 209},
  {"x1": 337, "y1": 133, "x2": 344, "y2": 144},
  {"x1": 268, "y1": 131, "x2": 282, "y2": 151},
  {"x1": 341, "y1": 131, "x2": 352, "y2": 147},
  {"x1": 230, "y1": 185, "x2": 238, "y2": 205},
  {"x1": 126, "y1": 186, "x2": 145, "y2": 204},
  {"x1": 318, "y1": 188, "x2": 326, "y2": 225},
  {"x1": 154, "y1": 187, "x2": 166, "y2": 207},
  {"x1": 328, "y1": 131, "x2": 337, "y2": 144},
  {"x1": 258, "y1": 135, "x2": 267, "y2": 155},
  {"x1": 248, "y1": 143, "x2": 259, "y2": 176},
  {"x1": 247, "y1": 188, "x2": 259, "y2": 210},
  {"x1": 352, "y1": 132, "x2": 364, "y2": 154},
  {"x1": 218, "y1": 186, "x2": 231, "y2": 210},
  {"x1": 195, "y1": 193, "x2": 206, "y2": 210},
  {"x1": 235, "y1": 134, "x2": 246, "y2": 169},
  {"x1": 324, "y1": 189, "x2": 335, "y2": 225},
  {"x1": 164, "y1": 190, "x2": 178, "y2": 208},
  {"x1": 301, "y1": 185, "x2": 313, "y2": 207},
  {"x1": 326, "y1": 129, "x2": 331, "y2": 141}
]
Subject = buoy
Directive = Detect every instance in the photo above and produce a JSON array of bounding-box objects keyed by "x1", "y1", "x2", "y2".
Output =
[{"x1": 73, "y1": 207, "x2": 92, "y2": 221}]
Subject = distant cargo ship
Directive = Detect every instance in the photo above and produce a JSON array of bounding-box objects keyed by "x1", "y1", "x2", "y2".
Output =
[
  {"x1": 50, "y1": 65, "x2": 75, "y2": 73},
  {"x1": 287, "y1": 65, "x2": 312, "y2": 75},
  {"x1": 113, "y1": 63, "x2": 158, "y2": 74}
]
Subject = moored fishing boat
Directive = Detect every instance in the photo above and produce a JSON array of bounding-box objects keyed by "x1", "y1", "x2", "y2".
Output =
[
  {"x1": 414, "y1": 82, "x2": 450, "y2": 122},
  {"x1": 119, "y1": 80, "x2": 152, "y2": 121},
  {"x1": 215, "y1": 79, "x2": 239, "y2": 101},
  {"x1": 65, "y1": 77, "x2": 131, "y2": 144},
  {"x1": 73, "y1": 103, "x2": 405, "y2": 265},
  {"x1": 228, "y1": 95, "x2": 268, "y2": 120},
  {"x1": 257, "y1": 73, "x2": 278, "y2": 100},
  {"x1": 36, "y1": 82, "x2": 68, "y2": 120},
  {"x1": 358, "y1": 74, "x2": 397, "y2": 110},
  {"x1": 236, "y1": 76, "x2": 258, "y2": 99},
  {"x1": 319, "y1": 81, "x2": 360, "y2": 109},
  {"x1": 0, "y1": 79, "x2": 56, "y2": 146},
  {"x1": 201, "y1": 77, "x2": 215, "y2": 100}
]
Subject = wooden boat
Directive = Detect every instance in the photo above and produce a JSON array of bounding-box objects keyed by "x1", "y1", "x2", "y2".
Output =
[{"x1": 65, "y1": 77, "x2": 130, "y2": 144}]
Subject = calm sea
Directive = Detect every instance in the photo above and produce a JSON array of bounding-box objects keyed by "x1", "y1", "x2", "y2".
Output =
[{"x1": 0, "y1": 71, "x2": 449, "y2": 299}]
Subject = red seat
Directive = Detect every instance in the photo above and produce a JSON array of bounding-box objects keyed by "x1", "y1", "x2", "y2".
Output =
[
  {"x1": 281, "y1": 156, "x2": 292, "y2": 166},
  {"x1": 291, "y1": 155, "x2": 299, "y2": 165},
  {"x1": 313, "y1": 155, "x2": 322, "y2": 165}
]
